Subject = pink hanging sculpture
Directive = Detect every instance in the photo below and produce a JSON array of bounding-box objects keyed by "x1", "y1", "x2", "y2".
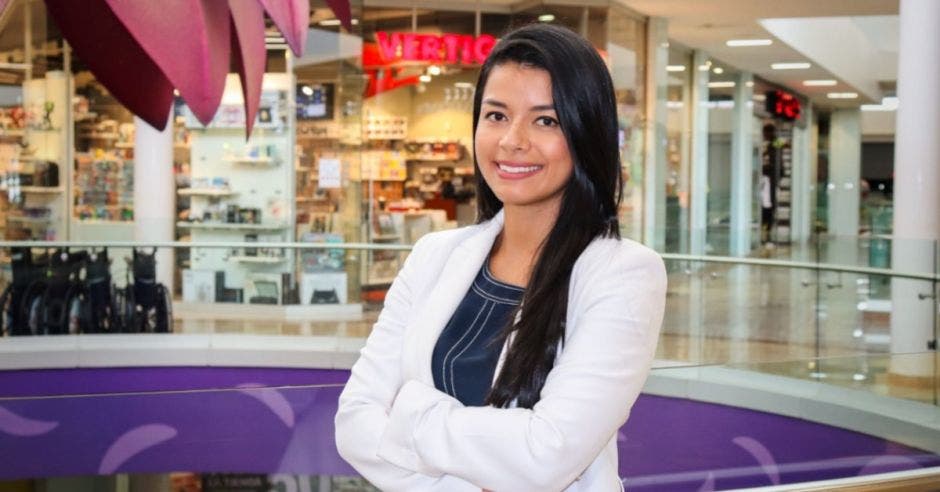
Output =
[{"x1": 44, "y1": 0, "x2": 352, "y2": 136}]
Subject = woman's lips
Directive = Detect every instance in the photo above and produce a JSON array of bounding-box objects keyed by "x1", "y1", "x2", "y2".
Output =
[{"x1": 494, "y1": 161, "x2": 544, "y2": 180}]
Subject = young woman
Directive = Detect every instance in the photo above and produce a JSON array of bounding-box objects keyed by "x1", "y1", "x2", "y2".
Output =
[{"x1": 336, "y1": 24, "x2": 667, "y2": 491}]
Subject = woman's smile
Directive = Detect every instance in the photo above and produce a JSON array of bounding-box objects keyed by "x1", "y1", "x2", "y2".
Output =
[{"x1": 494, "y1": 161, "x2": 545, "y2": 179}]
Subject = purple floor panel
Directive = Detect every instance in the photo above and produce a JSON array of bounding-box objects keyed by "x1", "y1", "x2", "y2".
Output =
[{"x1": 0, "y1": 367, "x2": 936, "y2": 490}]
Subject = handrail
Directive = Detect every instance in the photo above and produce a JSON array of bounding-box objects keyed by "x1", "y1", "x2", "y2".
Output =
[
  {"x1": 660, "y1": 253, "x2": 940, "y2": 283},
  {"x1": 0, "y1": 241, "x2": 936, "y2": 283}
]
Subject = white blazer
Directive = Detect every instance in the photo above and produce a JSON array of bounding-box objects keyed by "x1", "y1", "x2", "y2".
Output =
[{"x1": 335, "y1": 210, "x2": 667, "y2": 491}]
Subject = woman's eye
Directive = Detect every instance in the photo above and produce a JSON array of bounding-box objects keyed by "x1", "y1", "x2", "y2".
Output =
[
  {"x1": 536, "y1": 116, "x2": 559, "y2": 127},
  {"x1": 484, "y1": 111, "x2": 506, "y2": 122}
]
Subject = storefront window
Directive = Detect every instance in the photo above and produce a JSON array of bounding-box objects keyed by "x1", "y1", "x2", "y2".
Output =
[
  {"x1": 664, "y1": 46, "x2": 692, "y2": 253},
  {"x1": 606, "y1": 6, "x2": 646, "y2": 241},
  {"x1": 705, "y1": 62, "x2": 736, "y2": 255}
]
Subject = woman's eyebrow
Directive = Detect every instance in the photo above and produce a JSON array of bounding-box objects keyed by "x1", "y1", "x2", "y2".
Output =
[{"x1": 482, "y1": 98, "x2": 555, "y2": 112}]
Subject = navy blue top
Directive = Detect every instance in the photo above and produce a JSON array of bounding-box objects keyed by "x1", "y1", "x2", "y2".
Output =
[{"x1": 431, "y1": 260, "x2": 524, "y2": 406}]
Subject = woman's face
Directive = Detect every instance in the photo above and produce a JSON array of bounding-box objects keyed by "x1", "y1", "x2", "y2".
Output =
[{"x1": 475, "y1": 62, "x2": 573, "y2": 213}]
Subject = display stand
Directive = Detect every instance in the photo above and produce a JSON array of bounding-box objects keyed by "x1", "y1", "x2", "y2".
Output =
[
  {"x1": 181, "y1": 74, "x2": 295, "y2": 304},
  {"x1": 0, "y1": 72, "x2": 70, "y2": 241}
]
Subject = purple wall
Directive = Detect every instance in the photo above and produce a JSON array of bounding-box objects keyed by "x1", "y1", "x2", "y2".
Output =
[{"x1": 0, "y1": 367, "x2": 936, "y2": 490}]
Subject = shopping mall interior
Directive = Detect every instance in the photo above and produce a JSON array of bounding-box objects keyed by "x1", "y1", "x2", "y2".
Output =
[{"x1": 0, "y1": 0, "x2": 937, "y2": 490}]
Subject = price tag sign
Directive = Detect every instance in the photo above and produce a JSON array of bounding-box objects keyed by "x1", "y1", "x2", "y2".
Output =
[{"x1": 318, "y1": 158, "x2": 341, "y2": 188}]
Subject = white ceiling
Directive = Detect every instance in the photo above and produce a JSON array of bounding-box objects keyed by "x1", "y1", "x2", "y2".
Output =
[{"x1": 615, "y1": 0, "x2": 899, "y2": 108}]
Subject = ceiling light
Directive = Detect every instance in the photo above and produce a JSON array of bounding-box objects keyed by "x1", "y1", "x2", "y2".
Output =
[
  {"x1": 713, "y1": 67, "x2": 724, "y2": 75},
  {"x1": 803, "y1": 79, "x2": 837, "y2": 86},
  {"x1": 726, "y1": 39, "x2": 773, "y2": 47},
  {"x1": 708, "y1": 81, "x2": 736, "y2": 88},
  {"x1": 697, "y1": 64, "x2": 709, "y2": 71},
  {"x1": 419, "y1": 74, "x2": 432, "y2": 83},
  {"x1": 538, "y1": 14, "x2": 555, "y2": 22},
  {"x1": 772, "y1": 62, "x2": 811, "y2": 70},
  {"x1": 301, "y1": 85, "x2": 314, "y2": 96},
  {"x1": 666, "y1": 65, "x2": 686, "y2": 72},
  {"x1": 428, "y1": 65, "x2": 441, "y2": 76},
  {"x1": 745, "y1": 81, "x2": 754, "y2": 87},
  {"x1": 319, "y1": 19, "x2": 341, "y2": 26},
  {"x1": 861, "y1": 96, "x2": 898, "y2": 111},
  {"x1": 827, "y1": 92, "x2": 858, "y2": 99},
  {"x1": 351, "y1": 19, "x2": 359, "y2": 25},
  {"x1": 454, "y1": 82, "x2": 474, "y2": 89}
]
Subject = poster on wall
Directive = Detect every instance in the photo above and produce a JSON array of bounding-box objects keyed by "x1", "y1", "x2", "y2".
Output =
[{"x1": 296, "y1": 83, "x2": 333, "y2": 121}]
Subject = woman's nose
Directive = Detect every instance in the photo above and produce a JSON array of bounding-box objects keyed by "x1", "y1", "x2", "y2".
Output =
[{"x1": 498, "y1": 121, "x2": 530, "y2": 153}]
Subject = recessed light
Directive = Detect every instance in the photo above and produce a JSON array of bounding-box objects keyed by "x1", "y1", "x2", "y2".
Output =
[
  {"x1": 319, "y1": 19, "x2": 341, "y2": 26},
  {"x1": 428, "y1": 65, "x2": 442, "y2": 76},
  {"x1": 745, "y1": 81, "x2": 754, "y2": 87},
  {"x1": 712, "y1": 67, "x2": 724, "y2": 75},
  {"x1": 827, "y1": 92, "x2": 858, "y2": 99},
  {"x1": 351, "y1": 19, "x2": 359, "y2": 25},
  {"x1": 454, "y1": 82, "x2": 474, "y2": 89},
  {"x1": 771, "y1": 62, "x2": 811, "y2": 70},
  {"x1": 538, "y1": 14, "x2": 555, "y2": 22},
  {"x1": 708, "y1": 81, "x2": 736, "y2": 88},
  {"x1": 726, "y1": 39, "x2": 773, "y2": 47},
  {"x1": 666, "y1": 65, "x2": 686, "y2": 72},
  {"x1": 419, "y1": 74, "x2": 432, "y2": 83},
  {"x1": 803, "y1": 80, "x2": 837, "y2": 86}
]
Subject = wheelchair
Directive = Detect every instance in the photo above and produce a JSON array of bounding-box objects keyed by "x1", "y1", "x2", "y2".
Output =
[
  {"x1": 85, "y1": 248, "x2": 121, "y2": 333},
  {"x1": 117, "y1": 248, "x2": 172, "y2": 333},
  {"x1": 0, "y1": 248, "x2": 91, "y2": 335}
]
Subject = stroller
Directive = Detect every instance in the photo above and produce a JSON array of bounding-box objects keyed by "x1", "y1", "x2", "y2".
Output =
[{"x1": 117, "y1": 248, "x2": 172, "y2": 333}]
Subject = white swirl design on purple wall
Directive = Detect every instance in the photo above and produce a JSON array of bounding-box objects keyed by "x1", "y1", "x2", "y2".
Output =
[
  {"x1": 237, "y1": 383, "x2": 295, "y2": 428},
  {"x1": 733, "y1": 436, "x2": 780, "y2": 485},
  {"x1": 99, "y1": 424, "x2": 177, "y2": 474},
  {"x1": 0, "y1": 405, "x2": 59, "y2": 436}
]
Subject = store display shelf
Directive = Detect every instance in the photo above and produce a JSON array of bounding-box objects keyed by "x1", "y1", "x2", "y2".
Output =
[
  {"x1": 80, "y1": 132, "x2": 119, "y2": 140},
  {"x1": 406, "y1": 156, "x2": 461, "y2": 162},
  {"x1": 7, "y1": 215, "x2": 54, "y2": 224},
  {"x1": 20, "y1": 186, "x2": 65, "y2": 194},
  {"x1": 223, "y1": 156, "x2": 278, "y2": 167},
  {"x1": 177, "y1": 188, "x2": 238, "y2": 197},
  {"x1": 176, "y1": 221, "x2": 289, "y2": 231},
  {"x1": 228, "y1": 255, "x2": 287, "y2": 264},
  {"x1": 362, "y1": 277, "x2": 396, "y2": 286}
]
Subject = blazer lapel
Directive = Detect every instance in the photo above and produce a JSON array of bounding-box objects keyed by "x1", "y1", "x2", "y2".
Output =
[{"x1": 404, "y1": 211, "x2": 504, "y2": 385}]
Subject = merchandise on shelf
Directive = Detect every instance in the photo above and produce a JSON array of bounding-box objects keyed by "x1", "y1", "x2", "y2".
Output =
[
  {"x1": 364, "y1": 115, "x2": 407, "y2": 140},
  {"x1": 74, "y1": 152, "x2": 134, "y2": 221}
]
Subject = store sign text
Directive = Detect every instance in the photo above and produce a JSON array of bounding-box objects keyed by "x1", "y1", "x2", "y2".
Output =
[
  {"x1": 766, "y1": 90, "x2": 801, "y2": 120},
  {"x1": 375, "y1": 32, "x2": 496, "y2": 65}
]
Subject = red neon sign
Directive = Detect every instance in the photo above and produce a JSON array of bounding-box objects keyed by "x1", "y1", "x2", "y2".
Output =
[
  {"x1": 375, "y1": 32, "x2": 496, "y2": 65},
  {"x1": 766, "y1": 90, "x2": 801, "y2": 120}
]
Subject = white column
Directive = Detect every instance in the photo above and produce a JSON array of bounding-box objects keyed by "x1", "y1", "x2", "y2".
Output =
[
  {"x1": 791, "y1": 104, "x2": 814, "y2": 243},
  {"x1": 134, "y1": 113, "x2": 175, "y2": 292},
  {"x1": 689, "y1": 51, "x2": 710, "y2": 256},
  {"x1": 826, "y1": 109, "x2": 861, "y2": 237},
  {"x1": 729, "y1": 72, "x2": 753, "y2": 256},
  {"x1": 890, "y1": 0, "x2": 940, "y2": 375},
  {"x1": 643, "y1": 18, "x2": 668, "y2": 251}
]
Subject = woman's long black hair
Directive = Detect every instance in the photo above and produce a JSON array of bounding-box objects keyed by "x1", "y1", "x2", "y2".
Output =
[{"x1": 475, "y1": 24, "x2": 623, "y2": 409}]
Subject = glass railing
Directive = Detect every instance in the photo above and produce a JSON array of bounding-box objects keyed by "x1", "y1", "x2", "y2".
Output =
[
  {"x1": 0, "y1": 354, "x2": 937, "y2": 490},
  {"x1": 0, "y1": 239, "x2": 935, "y2": 365}
]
